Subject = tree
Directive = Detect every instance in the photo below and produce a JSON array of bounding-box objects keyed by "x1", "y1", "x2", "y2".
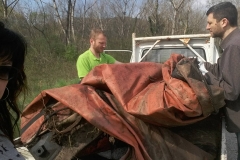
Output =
[
  {"x1": 107, "y1": 0, "x2": 142, "y2": 49},
  {"x1": 169, "y1": 0, "x2": 185, "y2": 35},
  {"x1": 1, "y1": 0, "x2": 19, "y2": 22},
  {"x1": 52, "y1": 0, "x2": 76, "y2": 45},
  {"x1": 144, "y1": 0, "x2": 165, "y2": 36}
]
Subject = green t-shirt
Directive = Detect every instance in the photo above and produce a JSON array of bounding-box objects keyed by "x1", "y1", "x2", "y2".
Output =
[{"x1": 76, "y1": 49, "x2": 116, "y2": 79}]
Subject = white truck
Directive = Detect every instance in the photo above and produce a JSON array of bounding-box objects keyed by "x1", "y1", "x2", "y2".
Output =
[
  {"x1": 129, "y1": 33, "x2": 227, "y2": 160},
  {"x1": 106, "y1": 33, "x2": 229, "y2": 160},
  {"x1": 17, "y1": 33, "x2": 232, "y2": 160}
]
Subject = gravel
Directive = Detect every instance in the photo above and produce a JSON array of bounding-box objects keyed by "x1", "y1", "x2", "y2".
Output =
[{"x1": 226, "y1": 131, "x2": 238, "y2": 160}]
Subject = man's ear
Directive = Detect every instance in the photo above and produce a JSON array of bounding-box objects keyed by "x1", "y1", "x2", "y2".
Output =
[
  {"x1": 221, "y1": 18, "x2": 229, "y2": 27},
  {"x1": 90, "y1": 38, "x2": 94, "y2": 44}
]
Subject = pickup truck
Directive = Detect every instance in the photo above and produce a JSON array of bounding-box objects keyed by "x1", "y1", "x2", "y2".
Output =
[
  {"x1": 17, "y1": 33, "x2": 228, "y2": 160},
  {"x1": 130, "y1": 33, "x2": 226, "y2": 160},
  {"x1": 104, "y1": 33, "x2": 227, "y2": 160}
]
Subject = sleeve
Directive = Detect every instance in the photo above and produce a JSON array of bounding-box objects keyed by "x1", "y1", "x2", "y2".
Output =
[
  {"x1": 0, "y1": 133, "x2": 25, "y2": 160},
  {"x1": 204, "y1": 45, "x2": 240, "y2": 101},
  {"x1": 76, "y1": 56, "x2": 91, "y2": 79},
  {"x1": 105, "y1": 54, "x2": 116, "y2": 63},
  {"x1": 204, "y1": 61, "x2": 220, "y2": 77}
]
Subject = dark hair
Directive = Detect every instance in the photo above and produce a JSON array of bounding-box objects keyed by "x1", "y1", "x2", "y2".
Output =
[
  {"x1": 206, "y1": 2, "x2": 238, "y2": 27},
  {"x1": 0, "y1": 21, "x2": 27, "y2": 142}
]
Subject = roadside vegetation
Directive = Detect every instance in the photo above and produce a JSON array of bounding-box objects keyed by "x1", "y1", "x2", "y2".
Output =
[{"x1": 1, "y1": 0, "x2": 240, "y2": 137}]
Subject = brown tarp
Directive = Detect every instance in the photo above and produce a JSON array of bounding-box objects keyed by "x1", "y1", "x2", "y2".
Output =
[{"x1": 21, "y1": 54, "x2": 225, "y2": 160}]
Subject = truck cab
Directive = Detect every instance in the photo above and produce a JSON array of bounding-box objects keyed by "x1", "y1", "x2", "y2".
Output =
[{"x1": 131, "y1": 33, "x2": 219, "y2": 63}]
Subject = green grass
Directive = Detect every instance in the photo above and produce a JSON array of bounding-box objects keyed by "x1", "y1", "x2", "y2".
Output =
[
  {"x1": 14, "y1": 49, "x2": 131, "y2": 138},
  {"x1": 14, "y1": 53, "x2": 79, "y2": 138}
]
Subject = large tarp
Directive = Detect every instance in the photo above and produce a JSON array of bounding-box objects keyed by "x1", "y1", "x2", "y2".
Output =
[{"x1": 21, "y1": 54, "x2": 225, "y2": 160}]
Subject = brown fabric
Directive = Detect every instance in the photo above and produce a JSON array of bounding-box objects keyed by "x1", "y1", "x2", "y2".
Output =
[
  {"x1": 21, "y1": 54, "x2": 225, "y2": 160},
  {"x1": 82, "y1": 53, "x2": 225, "y2": 126}
]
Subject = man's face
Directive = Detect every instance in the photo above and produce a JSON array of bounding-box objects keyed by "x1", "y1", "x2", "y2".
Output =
[
  {"x1": 206, "y1": 13, "x2": 224, "y2": 38},
  {"x1": 91, "y1": 33, "x2": 107, "y2": 54}
]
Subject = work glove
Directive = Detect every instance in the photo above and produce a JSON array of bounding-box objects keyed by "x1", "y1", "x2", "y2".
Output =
[{"x1": 198, "y1": 61, "x2": 208, "y2": 75}]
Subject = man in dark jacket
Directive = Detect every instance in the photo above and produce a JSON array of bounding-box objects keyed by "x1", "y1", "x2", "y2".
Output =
[{"x1": 199, "y1": 2, "x2": 240, "y2": 159}]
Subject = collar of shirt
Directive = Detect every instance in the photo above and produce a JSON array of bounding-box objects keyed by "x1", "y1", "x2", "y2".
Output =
[
  {"x1": 220, "y1": 28, "x2": 239, "y2": 50},
  {"x1": 88, "y1": 49, "x2": 103, "y2": 61}
]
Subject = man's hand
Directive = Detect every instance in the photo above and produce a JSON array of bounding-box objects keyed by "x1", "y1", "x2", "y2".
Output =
[{"x1": 198, "y1": 61, "x2": 208, "y2": 75}]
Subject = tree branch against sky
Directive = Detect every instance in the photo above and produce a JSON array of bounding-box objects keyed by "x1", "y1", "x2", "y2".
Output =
[{"x1": 1, "y1": 0, "x2": 19, "y2": 21}]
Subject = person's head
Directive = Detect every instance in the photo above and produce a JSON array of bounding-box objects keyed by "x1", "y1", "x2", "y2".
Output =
[
  {"x1": 89, "y1": 29, "x2": 107, "y2": 54},
  {"x1": 0, "y1": 21, "x2": 27, "y2": 141},
  {"x1": 206, "y1": 2, "x2": 238, "y2": 39}
]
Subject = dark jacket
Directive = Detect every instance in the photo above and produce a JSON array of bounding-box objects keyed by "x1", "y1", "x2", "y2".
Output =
[{"x1": 204, "y1": 28, "x2": 240, "y2": 133}]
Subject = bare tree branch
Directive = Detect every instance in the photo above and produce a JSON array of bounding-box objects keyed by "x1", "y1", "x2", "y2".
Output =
[
  {"x1": 1, "y1": 0, "x2": 19, "y2": 20},
  {"x1": 169, "y1": 0, "x2": 185, "y2": 34}
]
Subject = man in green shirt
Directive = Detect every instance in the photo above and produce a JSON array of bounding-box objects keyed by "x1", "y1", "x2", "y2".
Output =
[{"x1": 76, "y1": 29, "x2": 121, "y2": 80}]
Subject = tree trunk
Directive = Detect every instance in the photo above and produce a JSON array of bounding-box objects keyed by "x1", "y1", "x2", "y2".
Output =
[{"x1": 170, "y1": 0, "x2": 185, "y2": 35}]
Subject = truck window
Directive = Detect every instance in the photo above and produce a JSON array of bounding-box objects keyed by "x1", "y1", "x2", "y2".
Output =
[{"x1": 141, "y1": 48, "x2": 206, "y2": 63}]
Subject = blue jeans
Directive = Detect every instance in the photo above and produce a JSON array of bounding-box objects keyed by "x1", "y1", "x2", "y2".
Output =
[{"x1": 236, "y1": 133, "x2": 240, "y2": 160}]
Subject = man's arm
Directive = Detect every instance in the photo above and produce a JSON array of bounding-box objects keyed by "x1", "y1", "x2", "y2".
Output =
[
  {"x1": 204, "y1": 45, "x2": 240, "y2": 101},
  {"x1": 114, "y1": 60, "x2": 122, "y2": 64},
  {"x1": 104, "y1": 54, "x2": 122, "y2": 64},
  {"x1": 204, "y1": 61, "x2": 221, "y2": 77},
  {"x1": 76, "y1": 56, "x2": 91, "y2": 79}
]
